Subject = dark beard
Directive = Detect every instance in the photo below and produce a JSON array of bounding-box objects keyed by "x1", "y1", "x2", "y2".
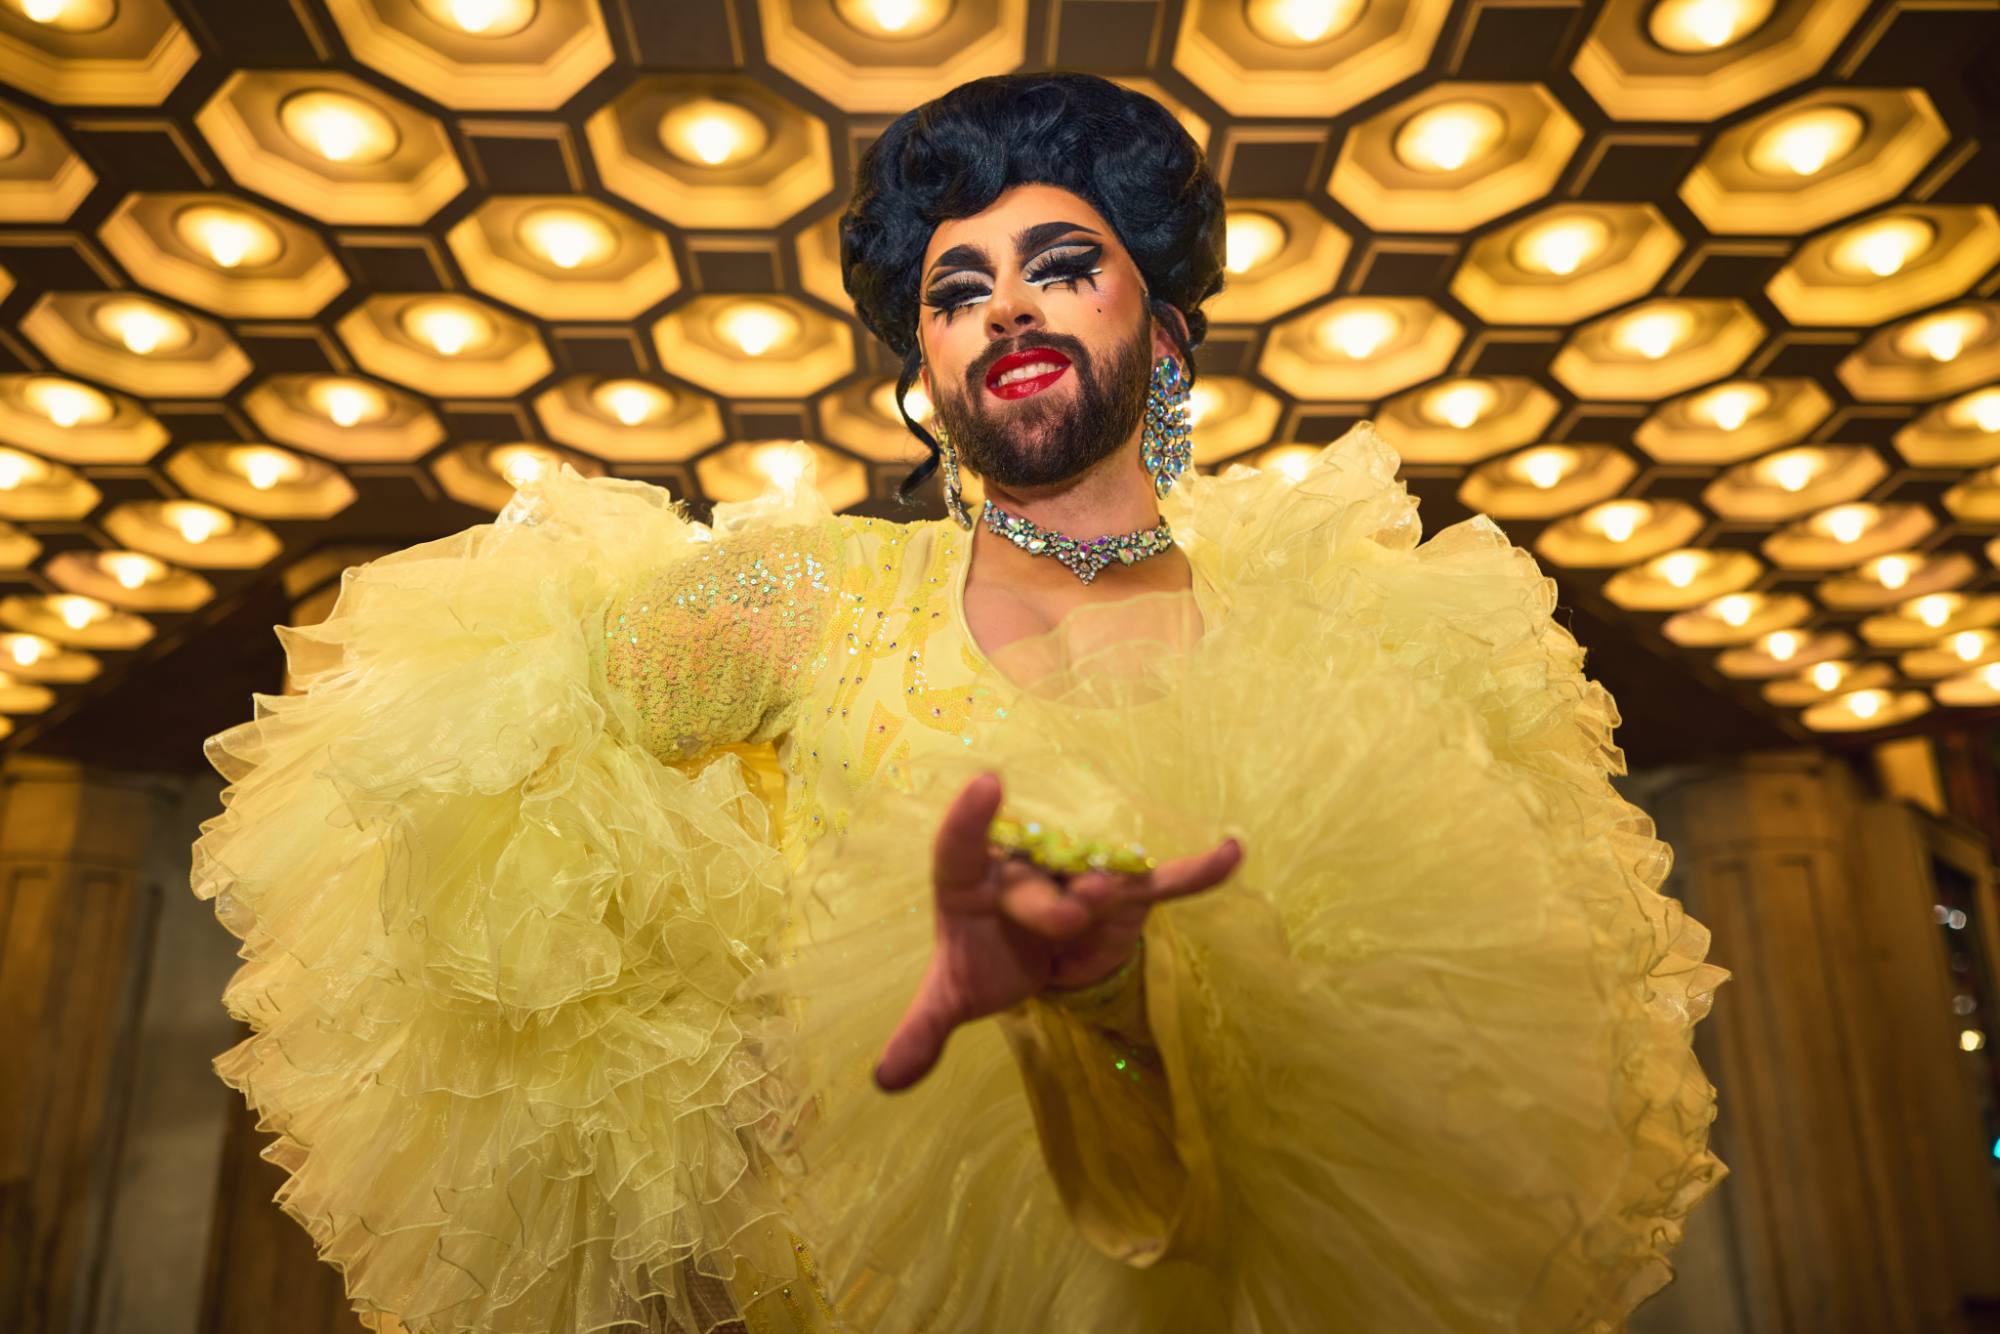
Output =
[{"x1": 936, "y1": 307, "x2": 1154, "y2": 490}]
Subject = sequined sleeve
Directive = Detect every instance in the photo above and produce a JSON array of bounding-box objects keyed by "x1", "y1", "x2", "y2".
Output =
[{"x1": 601, "y1": 518, "x2": 843, "y2": 763}]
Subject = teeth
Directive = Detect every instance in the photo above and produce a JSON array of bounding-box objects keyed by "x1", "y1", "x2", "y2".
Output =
[{"x1": 994, "y1": 361, "x2": 1063, "y2": 387}]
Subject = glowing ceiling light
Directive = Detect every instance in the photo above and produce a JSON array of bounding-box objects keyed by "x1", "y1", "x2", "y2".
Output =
[
  {"x1": 22, "y1": 0, "x2": 65, "y2": 21},
  {"x1": 1318, "y1": 306, "x2": 1402, "y2": 359},
  {"x1": 1612, "y1": 305, "x2": 1695, "y2": 361},
  {"x1": 659, "y1": 98, "x2": 770, "y2": 168},
  {"x1": 1828, "y1": 216, "x2": 1936, "y2": 279},
  {"x1": 50, "y1": 594, "x2": 107, "y2": 631},
  {"x1": 1185, "y1": 382, "x2": 1219, "y2": 428},
  {"x1": 1420, "y1": 379, "x2": 1497, "y2": 430},
  {"x1": 489, "y1": 444, "x2": 557, "y2": 488},
  {"x1": 93, "y1": 300, "x2": 193, "y2": 357},
  {"x1": 903, "y1": 385, "x2": 934, "y2": 421},
  {"x1": 1846, "y1": 688, "x2": 1884, "y2": 720},
  {"x1": 23, "y1": 377, "x2": 112, "y2": 429},
  {"x1": 518, "y1": 207, "x2": 618, "y2": 271},
  {"x1": 0, "y1": 448, "x2": 49, "y2": 489},
  {"x1": 1899, "y1": 309, "x2": 1990, "y2": 364},
  {"x1": 1711, "y1": 593, "x2": 1756, "y2": 627},
  {"x1": 1224, "y1": 211, "x2": 1288, "y2": 275},
  {"x1": 1762, "y1": 630, "x2": 1800, "y2": 661},
  {"x1": 752, "y1": 442, "x2": 811, "y2": 488},
  {"x1": 174, "y1": 205, "x2": 284, "y2": 270},
  {"x1": 428, "y1": 0, "x2": 538, "y2": 34},
  {"x1": 1749, "y1": 106, "x2": 1868, "y2": 178},
  {"x1": 1810, "y1": 504, "x2": 1874, "y2": 545},
  {"x1": 718, "y1": 301, "x2": 799, "y2": 358},
  {"x1": 592, "y1": 379, "x2": 671, "y2": 427},
  {"x1": 4, "y1": 634, "x2": 51, "y2": 667},
  {"x1": 1984, "y1": 664, "x2": 2000, "y2": 691},
  {"x1": 161, "y1": 500, "x2": 231, "y2": 544},
  {"x1": 1244, "y1": 0, "x2": 1367, "y2": 45},
  {"x1": 1513, "y1": 446, "x2": 1575, "y2": 490},
  {"x1": 0, "y1": 111, "x2": 22, "y2": 162},
  {"x1": 1950, "y1": 389, "x2": 2000, "y2": 434},
  {"x1": 1588, "y1": 500, "x2": 1649, "y2": 543},
  {"x1": 1810, "y1": 660, "x2": 1845, "y2": 691},
  {"x1": 1692, "y1": 382, "x2": 1771, "y2": 432},
  {"x1": 311, "y1": 378, "x2": 388, "y2": 428},
  {"x1": 1870, "y1": 554, "x2": 1915, "y2": 590},
  {"x1": 1913, "y1": 593, "x2": 1959, "y2": 628},
  {"x1": 15, "y1": 0, "x2": 112, "y2": 26},
  {"x1": 1648, "y1": 0, "x2": 1776, "y2": 52},
  {"x1": 100, "y1": 551, "x2": 164, "y2": 589},
  {"x1": 233, "y1": 446, "x2": 304, "y2": 490},
  {"x1": 1656, "y1": 550, "x2": 1705, "y2": 587},
  {"x1": 401, "y1": 301, "x2": 494, "y2": 357},
  {"x1": 279, "y1": 90, "x2": 400, "y2": 165},
  {"x1": 832, "y1": 0, "x2": 949, "y2": 37},
  {"x1": 1393, "y1": 101, "x2": 1507, "y2": 173},
  {"x1": 1512, "y1": 215, "x2": 1612, "y2": 277},
  {"x1": 1953, "y1": 631, "x2": 1986, "y2": 663},
  {"x1": 1757, "y1": 447, "x2": 1822, "y2": 493}
]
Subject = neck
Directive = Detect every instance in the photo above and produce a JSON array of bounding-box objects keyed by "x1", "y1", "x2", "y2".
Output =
[{"x1": 970, "y1": 443, "x2": 1161, "y2": 587}]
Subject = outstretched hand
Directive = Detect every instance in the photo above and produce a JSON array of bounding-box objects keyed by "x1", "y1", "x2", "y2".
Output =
[{"x1": 875, "y1": 770, "x2": 1242, "y2": 1092}]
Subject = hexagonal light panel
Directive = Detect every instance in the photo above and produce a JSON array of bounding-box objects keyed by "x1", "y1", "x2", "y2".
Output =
[
  {"x1": 0, "y1": 373, "x2": 166, "y2": 464},
  {"x1": 0, "y1": 632, "x2": 100, "y2": 686},
  {"x1": 46, "y1": 548, "x2": 213, "y2": 614},
  {"x1": 1173, "y1": 0, "x2": 1451, "y2": 118},
  {"x1": 1534, "y1": 497, "x2": 1706, "y2": 569},
  {"x1": 1452, "y1": 202, "x2": 1683, "y2": 326},
  {"x1": 1680, "y1": 87, "x2": 1951, "y2": 235},
  {"x1": 446, "y1": 195, "x2": 681, "y2": 321},
  {"x1": 20, "y1": 292, "x2": 251, "y2": 398},
  {"x1": 196, "y1": 69, "x2": 468, "y2": 226},
  {"x1": 697, "y1": 440, "x2": 869, "y2": 513},
  {"x1": 1603, "y1": 546, "x2": 1761, "y2": 611},
  {"x1": 97, "y1": 192, "x2": 347, "y2": 319},
  {"x1": 1838, "y1": 303, "x2": 2000, "y2": 401},
  {"x1": 1800, "y1": 687, "x2": 1930, "y2": 733},
  {"x1": 534, "y1": 375, "x2": 727, "y2": 463},
  {"x1": 1204, "y1": 200, "x2": 1351, "y2": 326},
  {"x1": 1895, "y1": 385, "x2": 2000, "y2": 466},
  {"x1": 1703, "y1": 444, "x2": 1887, "y2": 522},
  {"x1": 1573, "y1": 0, "x2": 1870, "y2": 122},
  {"x1": 1458, "y1": 443, "x2": 1636, "y2": 520},
  {"x1": 1184, "y1": 375, "x2": 1287, "y2": 466},
  {"x1": 1552, "y1": 298, "x2": 1763, "y2": 401},
  {"x1": 337, "y1": 293, "x2": 553, "y2": 397},
  {"x1": 1758, "y1": 653, "x2": 1883, "y2": 702},
  {"x1": 1260, "y1": 297, "x2": 1462, "y2": 401},
  {"x1": 103, "y1": 498, "x2": 280, "y2": 570},
  {"x1": 1663, "y1": 591, "x2": 1812, "y2": 648},
  {"x1": 1377, "y1": 376, "x2": 1559, "y2": 464},
  {"x1": 1329, "y1": 82, "x2": 1581, "y2": 233},
  {"x1": 653, "y1": 295, "x2": 855, "y2": 399},
  {"x1": 437, "y1": 442, "x2": 603, "y2": 513},
  {"x1": 758, "y1": 0, "x2": 1026, "y2": 114},
  {"x1": 0, "y1": 593, "x2": 152, "y2": 651},
  {"x1": 1818, "y1": 550, "x2": 1973, "y2": 612},
  {"x1": 1726, "y1": 630, "x2": 1856, "y2": 682},
  {"x1": 243, "y1": 374, "x2": 445, "y2": 463},
  {"x1": 1763, "y1": 502, "x2": 1936, "y2": 570},
  {"x1": 163, "y1": 443, "x2": 358, "y2": 521},
  {"x1": 321, "y1": 0, "x2": 614, "y2": 111},
  {"x1": 1934, "y1": 662, "x2": 2000, "y2": 709},
  {"x1": 0, "y1": 445, "x2": 100, "y2": 519},
  {"x1": 1904, "y1": 629, "x2": 2000, "y2": 681},
  {"x1": 0, "y1": 96, "x2": 95, "y2": 221},
  {"x1": 0, "y1": 0, "x2": 197, "y2": 105},
  {"x1": 1860, "y1": 592, "x2": 2000, "y2": 648},
  {"x1": 1767, "y1": 206, "x2": 2000, "y2": 327},
  {"x1": 587, "y1": 75, "x2": 833, "y2": 230},
  {"x1": 819, "y1": 377, "x2": 934, "y2": 466},
  {"x1": 1635, "y1": 378, "x2": 1833, "y2": 464}
]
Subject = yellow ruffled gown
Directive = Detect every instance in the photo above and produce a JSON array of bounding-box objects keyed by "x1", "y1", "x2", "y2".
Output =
[{"x1": 193, "y1": 422, "x2": 1727, "y2": 1334}]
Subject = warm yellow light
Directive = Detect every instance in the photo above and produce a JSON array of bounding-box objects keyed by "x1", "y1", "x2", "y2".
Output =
[
  {"x1": 23, "y1": 377, "x2": 112, "y2": 429},
  {"x1": 658, "y1": 99, "x2": 770, "y2": 168},
  {"x1": 1244, "y1": 0, "x2": 1367, "y2": 45},
  {"x1": 717, "y1": 301, "x2": 800, "y2": 358},
  {"x1": 1224, "y1": 211, "x2": 1288, "y2": 275},
  {"x1": 1393, "y1": 101, "x2": 1507, "y2": 173},
  {"x1": 1829, "y1": 216, "x2": 1936, "y2": 279},
  {"x1": 279, "y1": 90, "x2": 400, "y2": 166},
  {"x1": 1648, "y1": 0, "x2": 1776, "y2": 52},
  {"x1": 310, "y1": 378, "x2": 389, "y2": 427},
  {"x1": 1868, "y1": 553, "x2": 1914, "y2": 590},
  {"x1": 1421, "y1": 379, "x2": 1497, "y2": 430},
  {"x1": 903, "y1": 384, "x2": 934, "y2": 422},
  {"x1": 1757, "y1": 448, "x2": 1822, "y2": 494},
  {"x1": 1912, "y1": 593, "x2": 1960, "y2": 628},
  {"x1": 22, "y1": 0, "x2": 65, "y2": 22},
  {"x1": 1762, "y1": 630, "x2": 1800, "y2": 661},
  {"x1": 232, "y1": 445, "x2": 304, "y2": 490},
  {"x1": 1810, "y1": 660, "x2": 1845, "y2": 692},
  {"x1": 1846, "y1": 688, "x2": 1884, "y2": 720},
  {"x1": 1949, "y1": 388, "x2": 2000, "y2": 434},
  {"x1": 488, "y1": 444, "x2": 559, "y2": 488},
  {"x1": 1185, "y1": 382, "x2": 1219, "y2": 428},
  {"x1": 1967, "y1": 1028, "x2": 1990, "y2": 1052},
  {"x1": 517, "y1": 207, "x2": 618, "y2": 271},
  {"x1": 1692, "y1": 381, "x2": 1771, "y2": 432},
  {"x1": 50, "y1": 594, "x2": 108, "y2": 631},
  {"x1": 1984, "y1": 663, "x2": 2000, "y2": 690},
  {"x1": 1710, "y1": 593, "x2": 1756, "y2": 627},
  {"x1": 99, "y1": 551, "x2": 165, "y2": 590},
  {"x1": 161, "y1": 500, "x2": 233, "y2": 544},
  {"x1": 1512, "y1": 215, "x2": 1611, "y2": 277},
  {"x1": 174, "y1": 205, "x2": 284, "y2": 270},
  {"x1": 1612, "y1": 305, "x2": 1695, "y2": 360},
  {"x1": 401, "y1": 301, "x2": 495, "y2": 357},
  {"x1": 832, "y1": 0, "x2": 950, "y2": 37},
  {"x1": 1656, "y1": 550, "x2": 1706, "y2": 588},
  {"x1": 1953, "y1": 631, "x2": 1987, "y2": 663},
  {"x1": 1749, "y1": 107, "x2": 1867, "y2": 178},
  {"x1": 3, "y1": 633, "x2": 53, "y2": 668},
  {"x1": 1318, "y1": 306, "x2": 1402, "y2": 359},
  {"x1": 1255, "y1": 445, "x2": 1320, "y2": 483},
  {"x1": 11, "y1": 0, "x2": 114, "y2": 29},
  {"x1": 592, "y1": 379, "x2": 671, "y2": 427},
  {"x1": 749, "y1": 442, "x2": 811, "y2": 488},
  {"x1": 1513, "y1": 446, "x2": 1575, "y2": 490},
  {"x1": 1588, "y1": 500, "x2": 1650, "y2": 543},
  {"x1": 0, "y1": 448, "x2": 50, "y2": 490},
  {"x1": 92, "y1": 300, "x2": 194, "y2": 357},
  {"x1": 0, "y1": 112, "x2": 21, "y2": 162},
  {"x1": 1899, "y1": 309, "x2": 1990, "y2": 364},
  {"x1": 1811, "y1": 504, "x2": 1875, "y2": 544},
  {"x1": 414, "y1": 0, "x2": 537, "y2": 35}
]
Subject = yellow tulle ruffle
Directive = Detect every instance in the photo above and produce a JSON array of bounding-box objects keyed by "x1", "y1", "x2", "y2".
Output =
[
  {"x1": 191, "y1": 465, "x2": 835, "y2": 1334},
  {"x1": 748, "y1": 423, "x2": 1729, "y2": 1333}
]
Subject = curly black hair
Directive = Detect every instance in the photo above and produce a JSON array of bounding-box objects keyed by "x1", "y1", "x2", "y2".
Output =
[{"x1": 839, "y1": 71, "x2": 1228, "y2": 505}]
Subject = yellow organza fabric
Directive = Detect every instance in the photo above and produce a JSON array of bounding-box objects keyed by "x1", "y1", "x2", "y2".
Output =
[{"x1": 192, "y1": 422, "x2": 1726, "y2": 1334}]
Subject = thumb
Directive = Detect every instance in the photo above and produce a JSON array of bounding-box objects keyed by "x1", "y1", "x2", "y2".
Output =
[{"x1": 875, "y1": 972, "x2": 955, "y2": 1092}]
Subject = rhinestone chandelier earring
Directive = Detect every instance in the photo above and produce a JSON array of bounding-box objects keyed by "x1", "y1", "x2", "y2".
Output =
[
  {"x1": 1142, "y1": 356, "x2": 1193, "y2": 497},
  {"x1": 930, "y1": 416, "x2": 973, "y2": 529}
]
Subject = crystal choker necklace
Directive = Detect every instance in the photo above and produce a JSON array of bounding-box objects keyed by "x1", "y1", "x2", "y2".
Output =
[{"x1": 979, "y1": 498, "x2": 1176, "y2": 585}]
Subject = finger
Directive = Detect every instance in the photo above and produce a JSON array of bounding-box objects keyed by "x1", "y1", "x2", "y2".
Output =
[
  {"x1": 1145, "y1": 838, "x2": 1244, "y2": 902},
  {"x1": 932, "y1": 772, "x2": 1004, "y2": 895},
  {"x1": 876, "y1": 977, "x2": 956, "y2": 1092},
  {"x1": 997, "y1": 869, "x2": 1093, "y2": 939}
]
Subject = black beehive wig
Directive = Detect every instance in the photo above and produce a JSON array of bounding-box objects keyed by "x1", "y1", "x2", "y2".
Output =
[{"x1": 839, "y1": 71, "x2": 1228, "y2": 505}]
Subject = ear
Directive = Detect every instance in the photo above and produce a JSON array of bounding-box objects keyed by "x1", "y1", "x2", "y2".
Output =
[{"x1": 1150, "y1": 300, "x2": 1191, "y2": 366}]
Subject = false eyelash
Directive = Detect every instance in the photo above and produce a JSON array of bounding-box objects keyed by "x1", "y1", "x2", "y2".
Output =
[{"x1": 923, "y1": 246, "x2": 1105, "y2": 319}]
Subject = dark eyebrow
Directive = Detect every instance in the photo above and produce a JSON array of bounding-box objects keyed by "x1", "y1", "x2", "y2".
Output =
[{"x1": 924, "y1": 220, "x2": 1101, "y2": 285}]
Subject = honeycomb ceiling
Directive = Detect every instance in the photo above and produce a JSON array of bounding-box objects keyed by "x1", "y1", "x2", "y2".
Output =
[{"x1": 0, "y1": 0, "x2": 1997, "y2": 771}]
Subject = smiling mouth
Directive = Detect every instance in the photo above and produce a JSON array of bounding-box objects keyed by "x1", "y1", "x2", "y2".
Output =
[{"x1": 986, "y1": 354, "x2": 1073, "y2": 401}]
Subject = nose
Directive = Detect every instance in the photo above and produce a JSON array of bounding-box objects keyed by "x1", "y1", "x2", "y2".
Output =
[{"x1": 984, "y1": 284, "x2": 1044, "y2": 342}]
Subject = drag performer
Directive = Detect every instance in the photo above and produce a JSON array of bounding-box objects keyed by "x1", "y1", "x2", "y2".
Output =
[{"x1": 194, "y1": 72, "x2": 1727, "y2": 1334}]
